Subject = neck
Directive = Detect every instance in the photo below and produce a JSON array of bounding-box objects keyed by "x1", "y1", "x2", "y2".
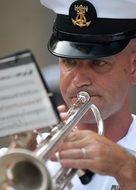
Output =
[{"x1": 77, "y1": 101, "x2": 133, "y2": 142}]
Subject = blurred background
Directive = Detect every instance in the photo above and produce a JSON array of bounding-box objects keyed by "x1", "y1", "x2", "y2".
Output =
[
  {"x1": 0, "y1": 0, "x2": 63, "y2": 106},
  {"x1": 0, "y1": 0, "x2": 136, "y2": 112}
]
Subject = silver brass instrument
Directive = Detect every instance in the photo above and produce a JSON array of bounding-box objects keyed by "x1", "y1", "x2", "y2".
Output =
[{"x1": 0, "y1": 91, "x2": 104, "y2": 190}]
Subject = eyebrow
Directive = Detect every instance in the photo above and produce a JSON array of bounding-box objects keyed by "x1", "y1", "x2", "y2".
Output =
[
  {"x1": 93, "y1": 56, "x2": 116, "y2": 62},
  {"x1": 60, "y1": 57, "x2": 116, "y2": 63}
]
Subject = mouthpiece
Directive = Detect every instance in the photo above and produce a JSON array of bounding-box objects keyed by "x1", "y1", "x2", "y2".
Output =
[{"x1": 77, "y1": 91, "x2": 90, "y2": 103}]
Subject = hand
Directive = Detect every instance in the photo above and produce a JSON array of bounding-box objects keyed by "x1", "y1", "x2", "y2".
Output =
[
  {"x1": 9, "y1": 132, "x2": 37, "y2": 150},
  {"x1": 53, "y1": 130, "x2": 136, "y2": 190}
]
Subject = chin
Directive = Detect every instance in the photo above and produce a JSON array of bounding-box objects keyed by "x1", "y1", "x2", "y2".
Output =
[{"x1": 79, "y1": 114, "x2": 98, "y2": 124}]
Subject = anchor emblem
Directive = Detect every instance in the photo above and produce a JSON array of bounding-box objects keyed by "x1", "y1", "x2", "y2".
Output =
[{"x1": 72, "y1": 4, "x2": 91, "y2": 27}]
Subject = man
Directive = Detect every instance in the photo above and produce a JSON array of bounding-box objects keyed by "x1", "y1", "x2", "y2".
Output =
[{"x1": 41, "y1": 0, "x2": 136, "y2": 189}]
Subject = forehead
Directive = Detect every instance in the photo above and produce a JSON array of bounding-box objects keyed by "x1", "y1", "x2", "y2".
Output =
[{"x1": 59, "y1": 50, "x2": 127, "y2": 61}]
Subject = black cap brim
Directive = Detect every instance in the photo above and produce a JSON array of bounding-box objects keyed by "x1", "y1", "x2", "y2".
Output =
[{"x1": 48, "y1": 34, "x2": 130, "y2": 59}]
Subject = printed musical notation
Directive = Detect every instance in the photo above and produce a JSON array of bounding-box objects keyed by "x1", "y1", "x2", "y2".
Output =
[{"x1": 0, "y1": 62, "x2": 58, "y2": 137}]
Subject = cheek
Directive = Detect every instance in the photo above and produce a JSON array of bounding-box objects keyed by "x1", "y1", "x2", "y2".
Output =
[
  {"x1": 59, "y1": 69, "x2": 72, "y2": 98},
  {"x1": 59, "y1": 75, "x2": 65, "y2": 96},
  {"x1": 99, "y1": 68, "x2": 129, "y2": 102},
  {"x1": 105, "y1": 71, "x2": 130, "y2": 103}
]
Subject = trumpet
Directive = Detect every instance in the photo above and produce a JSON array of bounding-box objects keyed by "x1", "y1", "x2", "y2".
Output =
[{"x1": 0, "y1": 91, "x2": 104, "y2": 190}]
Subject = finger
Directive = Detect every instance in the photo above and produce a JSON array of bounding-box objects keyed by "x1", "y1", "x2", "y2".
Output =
[
  {"x1": 59, "y1": 140, "x2": 87, "y2": 151},
  {"x1": 60, "y1": 159, "x2": 108, "y2": 175},
  {"x1": 50, "y1": 149, "x2": 82, "y2": 161},
  {"x1": 64, "y1": 130, "x2": 79, "y2": 142},
  {"x1": 57, "y1": 105, "x2": 69, "y2": 121},
  {"x1": 64, "y1": 130, "x2": 92, "y2": 143},
  {"x1": 60, "y1": 112, "x2": 69, "y2": 121},
  {"x1": 60, "y1": 159, "x2": 91, "y2": 170},
  {"x1": 51, "y1": 148, "x2": 87, "y2": 161},
  {"x1": 60, "y1": 149, "x2": 85, "y2": 159},
  {"x1": 57, "y1": 105, "x2": 67, "y2": 112},
  {"x1": 59, "y1": 130, "x2": 90, "y2": 149},
  {"x1": 61, "y1": 147, "x2": 89, "y2": 159}
]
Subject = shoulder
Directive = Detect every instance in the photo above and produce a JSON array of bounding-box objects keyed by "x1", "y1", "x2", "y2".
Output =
[
  {"x1": 118, "y1": 114, "x2": 136, "y2": 151},
  {"x1": 132, "y1": 114, "x2": 136, "y2": 123}
]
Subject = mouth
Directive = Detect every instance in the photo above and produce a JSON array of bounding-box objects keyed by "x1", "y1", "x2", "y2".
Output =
[
  {"x1": 70, "y1": 94, "x2": 101, "y2": 106},
  {"x1": 90, "y1": 94, "x2": 100, "y2": 100}
]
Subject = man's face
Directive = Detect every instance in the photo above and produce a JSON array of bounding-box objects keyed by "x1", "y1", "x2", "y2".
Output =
[{"x1": 59, "y1": 45, "x2": 134, "y2": 122}]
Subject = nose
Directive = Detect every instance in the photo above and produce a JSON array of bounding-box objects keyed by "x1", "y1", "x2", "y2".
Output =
[{"x1": 72, "y1": 63, "x2": 93, "y2": 88}]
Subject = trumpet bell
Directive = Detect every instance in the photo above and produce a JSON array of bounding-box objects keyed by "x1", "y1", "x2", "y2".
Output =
[
  {"x1": 0, "y1": 149, "x2": 52, "y2": 190},
  {"x1": 0, "y1": 91, "x2": 104, "y2": 190}
]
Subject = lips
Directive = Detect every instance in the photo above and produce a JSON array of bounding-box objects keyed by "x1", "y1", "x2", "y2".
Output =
[
  {"x1": 90, "y1": 95, "x2": 99, "y2": 102},
  {"x1": 70, "y1": 93, "x2": 101, "y2": 107},
  {"x1": 68, "y1": 88, "x2": 101, "y2": 104},
  {"x1": 71, "y1": 94, "x2": 95, "y2": 103}
]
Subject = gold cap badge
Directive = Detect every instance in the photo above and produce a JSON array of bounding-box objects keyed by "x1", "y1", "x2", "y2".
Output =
[
  {"x1": 69, "y1": 0, "x2": 97, "y2": 28},
  {"x1": 72, "y1": 4, "x2": 91, "y2": 27}
]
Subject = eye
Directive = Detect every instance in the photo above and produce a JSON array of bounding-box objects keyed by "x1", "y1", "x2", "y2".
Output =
[
  {"x1": 60, "y1": 58, "x2": 77, "y2": 67},
  {"x1": 92, "y1": 59, "x2": 113, "y2": 73},
  {"x1": 93, "y1": 60, "x2": 108, "y2": 66}
]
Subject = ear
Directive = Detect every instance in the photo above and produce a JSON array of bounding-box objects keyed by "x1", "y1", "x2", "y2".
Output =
[{"x1": 130, "y1": 53, "x2": 136, "y2": 85}]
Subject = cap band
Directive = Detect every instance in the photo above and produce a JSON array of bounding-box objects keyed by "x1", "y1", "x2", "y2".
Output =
[{"x1": 54, "y1": 14, "x2": 136, "y2": 42}]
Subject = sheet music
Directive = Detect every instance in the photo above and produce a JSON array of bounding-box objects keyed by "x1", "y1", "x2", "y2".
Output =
[{"x1": 0, "y1": 61, "x2": 59, "y2": 137}]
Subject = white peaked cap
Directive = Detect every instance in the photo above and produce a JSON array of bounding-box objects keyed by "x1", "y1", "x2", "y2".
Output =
[
  {"x1": 40, "y1": 0, "x2": 136, "y2": 59},
  {"x1": 40, "y1": 0, "x2": 136, "y2": 18}
]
